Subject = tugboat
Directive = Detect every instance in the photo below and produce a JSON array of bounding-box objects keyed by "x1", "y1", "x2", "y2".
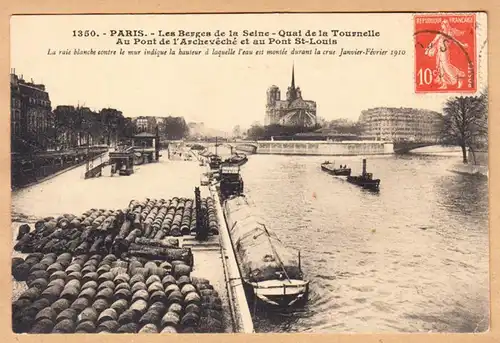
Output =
[
  {"x1": 321, "y1": 161, "x2": 351, "y2": 176},
  {"x1": 223, "y1": 195, "x2": 309, "y2": 308},
  {"x1": 346, "y1": 159, "x2": 380, "y2": 191}
]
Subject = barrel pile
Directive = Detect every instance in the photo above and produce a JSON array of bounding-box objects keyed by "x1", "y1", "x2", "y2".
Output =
[
  {"x1": 14, "y1": 196, "x2": 219, "y2": 257},
  {"x1": 128, "y1": 197, "x2": 219, "y2": 237},
  {"x1": 12, "y1": 252, "x2": 224, "y2": 334},
  {"x1": 201, "y1": 197, "x2": 220, "y2": 236}
]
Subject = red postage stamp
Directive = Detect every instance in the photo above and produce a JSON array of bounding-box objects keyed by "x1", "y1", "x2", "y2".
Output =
[{"x1": 414, "y1": 13, "x2": 476, "y2": 93}]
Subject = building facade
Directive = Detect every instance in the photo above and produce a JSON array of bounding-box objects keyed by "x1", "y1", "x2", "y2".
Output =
[
  {"x1": 358, "y1": 107, "x2": 443, "y2": 142},
  {"x1": 265, "y1": 66, "x2": 317, "y2": 127},
  {"x1": 11, "y1": 72, "x2": 53, "y2": 153},
  {"x1": 133, "y1": 116, "x2": 158, "y2": 133}
]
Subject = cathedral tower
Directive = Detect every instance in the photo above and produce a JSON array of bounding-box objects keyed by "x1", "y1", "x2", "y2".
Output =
[{"x1": 286, "y1": 64, "x2": 298, "y2": 101}]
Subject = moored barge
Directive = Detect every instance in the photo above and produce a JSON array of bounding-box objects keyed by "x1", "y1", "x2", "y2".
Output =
[
  {"x1": 222, "y1": 195, "x2": 309, "y2": 307},
  {"x1": 224, "y1": 153, "x2": 248, "y2": 167}
]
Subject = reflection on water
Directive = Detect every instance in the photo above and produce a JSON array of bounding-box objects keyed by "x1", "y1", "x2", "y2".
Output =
[{"x1": 237, "y1": 151, "x2": 488, "y2": 333}]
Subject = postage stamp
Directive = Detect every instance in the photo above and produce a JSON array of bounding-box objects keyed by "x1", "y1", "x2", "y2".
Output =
[{"x1": 414, "y1": 13, "x2": 476, "y2": 93}]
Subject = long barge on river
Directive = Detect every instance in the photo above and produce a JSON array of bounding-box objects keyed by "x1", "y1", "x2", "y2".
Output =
[{"x1": 221, "y1": 195, "x2": 309, "y2": 307}]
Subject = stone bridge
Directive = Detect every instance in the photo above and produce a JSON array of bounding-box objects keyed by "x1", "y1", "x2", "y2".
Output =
[
  {"x1": 232, "y1": 143, "x2": 258, "y2": 154},
  {"x1": 185, "y1": 140, "x2": 444, "y2": 155},
  {"x1": 230, "y1": 141, "x2": 442, "y2": 155}
]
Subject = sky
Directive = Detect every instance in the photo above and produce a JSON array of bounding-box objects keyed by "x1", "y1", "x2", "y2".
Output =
[{"x1": 11, "y1": 13, "x2": 488, "y2": 132}]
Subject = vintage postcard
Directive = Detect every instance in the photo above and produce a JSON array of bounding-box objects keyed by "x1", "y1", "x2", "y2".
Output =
[{"x1": 10, "y1": 12, "x2": 488, "y2": 335}]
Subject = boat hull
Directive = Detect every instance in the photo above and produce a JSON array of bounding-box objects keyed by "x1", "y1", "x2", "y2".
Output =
[
  {"x1": 321, "y1": 164, "x2": 351, "y2": 176},
  {"x1": 243, "y1": 279, "x2": 309, "y2": 308},
  {"x1": 225, "y1": 155, "x2": 248, "y2": 167},
  {"x1": 346, "y1": 176, "x2": 380, "y2": 191}
]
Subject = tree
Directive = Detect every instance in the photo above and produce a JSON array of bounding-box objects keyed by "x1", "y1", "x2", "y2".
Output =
[
  {"x1": 232, "y1": 125, "x2": 242, "y2": 138},
  {"x1": 316, "y1": 116, "x2": 327, "y2": 127},
  {"x1": 442, "y1": 93, "x2": 487, "y2": 164},
  {"x1": 53, "y1": 105, "x2": 78, "y2": 149},
  {"x1": 162, "y1": 116, "x2": 190, "y2": 140},
  {"x1": 100, "y1": 108, "x2": 124, "y2": 146},
  {"x1": 246, "y1": 124, "x2": 265, "y2": 140}
]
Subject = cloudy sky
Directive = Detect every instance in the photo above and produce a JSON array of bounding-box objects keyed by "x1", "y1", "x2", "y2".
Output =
[{"x1": 11, "y1": 13, "x2": 487, "y2": 132}]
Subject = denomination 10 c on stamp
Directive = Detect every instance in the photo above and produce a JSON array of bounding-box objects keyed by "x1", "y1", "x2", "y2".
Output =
[{"x1": 414, "y1": 13, "x2": 476, "y2": 93}]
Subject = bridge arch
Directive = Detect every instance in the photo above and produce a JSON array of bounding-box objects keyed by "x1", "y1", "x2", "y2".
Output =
[
  {"x1": 393, "y1": 142, "x2": 446, "y2": 154},
  {"x1": 233, "y1": 143, "x2": 258, "y2": 154}
]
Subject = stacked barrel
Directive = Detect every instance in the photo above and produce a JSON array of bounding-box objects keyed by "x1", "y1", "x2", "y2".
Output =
[
  {"x1": 204, "y1": 197, "x2": 220, "y2": 236},
  {"x1": 14, "y1": 196, "x2": 219, "y2": 256},
  {"x1": 129, "y1": 198, "x2": 201, "y2": 237},
  {"x1": 12, "y1": 252, "x2": 224, "y2": 334}
]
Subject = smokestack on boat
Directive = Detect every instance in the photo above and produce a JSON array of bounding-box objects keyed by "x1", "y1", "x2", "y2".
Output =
[{"x1": 362, "y1": 159, "x2": 367, "y2": 176}]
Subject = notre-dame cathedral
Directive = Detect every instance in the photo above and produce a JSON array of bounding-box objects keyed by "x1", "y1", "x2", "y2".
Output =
[{"x1": 265, "y1": 66, "x2": 317, "y2": 127}]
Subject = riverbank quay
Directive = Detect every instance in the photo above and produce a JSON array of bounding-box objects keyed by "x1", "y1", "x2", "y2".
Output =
[
  {"x1": 11, "y1": 146, "x2": 109, "y2": 190},
  {"x1": 11, "y1": 151, "x2": 251, "y2": 333},
  {"x1": 12, "y1": 152, "x2": 108, "y2": 192},
  {"x1": 448, "y1": 163, "x2": 488, "y2": 179},
  {"x1": 448, "y1": 151, "x2": 488, "y2": 179}
]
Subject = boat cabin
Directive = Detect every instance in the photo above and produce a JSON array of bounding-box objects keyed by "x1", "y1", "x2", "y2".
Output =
[
  {"x1": 219, "y1": 163, "x2": 244, "y2": 199},
  {"x1": 131, "y1": 131, "x2": 161, "y2": 163},
  {"x1": 208, "y1": 154, "x2": 223, "y2": 170},
  {"x1": 109, "y1": 149, "x2": 135, "y2": 176}
]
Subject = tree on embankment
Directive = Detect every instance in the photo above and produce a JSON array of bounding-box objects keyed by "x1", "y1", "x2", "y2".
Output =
[{"x1": 441, "y1": 91, "x2": 488, "y2": 164}]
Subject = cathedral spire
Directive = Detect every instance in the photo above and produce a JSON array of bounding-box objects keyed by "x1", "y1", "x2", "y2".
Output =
[{"x1": 291, "y1": 63, "x2": 295, "y2": 89}]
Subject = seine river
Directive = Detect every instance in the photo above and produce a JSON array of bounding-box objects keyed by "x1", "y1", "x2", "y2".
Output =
[
  {"x1": 237, "y1": 148, "x2": 489, "y2": 333},
  {"x1": 11, "y1": 147, "x2": 489, "y2": 333}
]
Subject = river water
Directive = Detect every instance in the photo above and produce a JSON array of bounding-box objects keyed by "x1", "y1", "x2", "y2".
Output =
[
  {"x1": 234, "y1": 149, "x2": 489, "y2": 333},
  {"x1": 11, "y1": 147, "x2": 489, "y2": 333}
]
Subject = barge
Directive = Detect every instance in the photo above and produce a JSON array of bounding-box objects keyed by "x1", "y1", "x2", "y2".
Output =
[
  {"x1": 208, "y1": 154, "x2": 223, "y2": 170},
  {"x1": 224, "y1": 153, "x2": 248, "y2": 167},
  {"x1": 321, "y1": 161, "x2": 351, "y2": 176},
  {"x1": 222, "y1": 195, "x2": 309, "y2": 307},
  {"x1": 346, "y1": 158, "x2": 381, "y2": 191}
]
